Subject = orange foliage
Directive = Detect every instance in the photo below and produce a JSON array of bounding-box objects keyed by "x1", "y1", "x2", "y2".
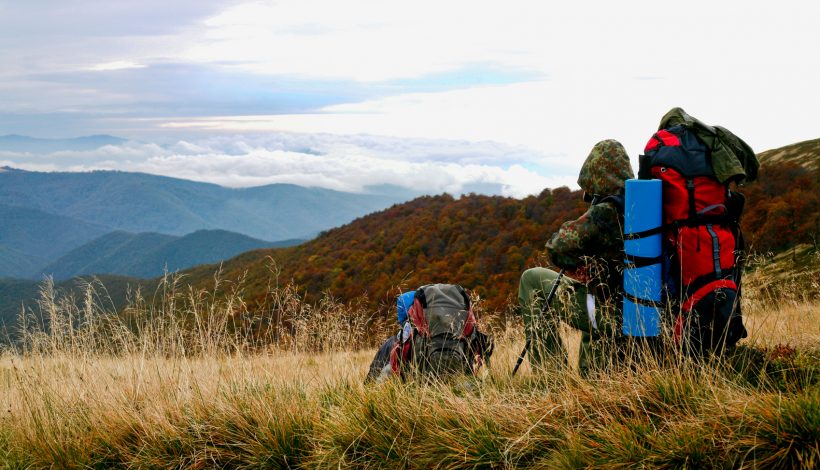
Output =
[
  {"x1": 244, "y1": 188, "x2": 588, "y2": 315},
  {"x1": 740, "y1": 162, "x2": 820, "y2": 254}
]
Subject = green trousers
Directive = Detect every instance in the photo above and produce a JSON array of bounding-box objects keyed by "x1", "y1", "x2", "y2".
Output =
[{"x1": 517, "y1": 267, "x2": 623, "y2": 375}]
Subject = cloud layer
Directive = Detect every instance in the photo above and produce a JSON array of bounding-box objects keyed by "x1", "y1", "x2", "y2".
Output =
[{"x1": 0, "y1": 133, "x2": 575, "y2": 198}]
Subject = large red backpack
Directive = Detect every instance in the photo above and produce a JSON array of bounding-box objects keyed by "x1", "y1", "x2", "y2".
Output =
[{"x1": 639, "y1": 125, "x2": 747, "y2": 354}]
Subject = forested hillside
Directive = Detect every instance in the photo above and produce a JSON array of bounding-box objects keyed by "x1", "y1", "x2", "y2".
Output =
[
  {"x1": 36, "y1": 229, "x2": 298, "y2": 280},
  {"x1": 741, "y1": 159, "x2": 819, "y2": 254},
  {"x1": 0, "y1": 204, "x2": 109, "y2": 277},
  {"x1": 183, "y1": 187, "x2": 587, "y2": 314}
]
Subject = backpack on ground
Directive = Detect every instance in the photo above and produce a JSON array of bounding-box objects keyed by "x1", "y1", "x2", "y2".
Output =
[
  {"x1": 390, "y1": 284, "x2": 486, "y2": 379},
  {"x1": 639, "y1": 123, "x2": 749, "y2": 355}
]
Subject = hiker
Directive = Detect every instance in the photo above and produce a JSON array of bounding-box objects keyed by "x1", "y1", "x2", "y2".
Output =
[
  {"x1": 518, "y1": 140, "x2": 632, "y2": 375},
  {"x1": 518, "y1": 111, "x2": 755, "y2": 374},
  {"x1": 366, "y1": 284, "x2": 493, "y2": 383}
]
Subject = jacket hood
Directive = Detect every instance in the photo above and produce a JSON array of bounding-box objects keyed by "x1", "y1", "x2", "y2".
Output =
[{"x1": 577, "y1": 139, "x2": 634, "y2": 195}]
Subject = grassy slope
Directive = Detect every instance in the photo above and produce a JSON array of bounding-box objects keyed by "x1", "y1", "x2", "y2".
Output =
[
  {"x1": 0, "y1": 202, "x2": 815, "y2": 468},
  {"x1": 0, "y1": 295, "x2": 816, "y2": 468}
]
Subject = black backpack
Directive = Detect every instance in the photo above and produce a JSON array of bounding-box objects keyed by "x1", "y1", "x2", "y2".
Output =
[{"x1": 405, "y1": 284, "x2": 480, "y2": 377}]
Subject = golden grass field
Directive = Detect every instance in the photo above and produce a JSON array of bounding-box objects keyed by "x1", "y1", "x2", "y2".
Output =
[{"x1": 0, "y1": 267, "x2": 817, "y2": 468}]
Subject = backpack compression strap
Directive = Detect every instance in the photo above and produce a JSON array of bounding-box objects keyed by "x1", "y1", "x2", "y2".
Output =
[
  {"x1": 593, "y1": 194, "x2": 664, "y2": 269},
  {"x1": 599, "y1": 190, "x2": 731, "y2": 241}
]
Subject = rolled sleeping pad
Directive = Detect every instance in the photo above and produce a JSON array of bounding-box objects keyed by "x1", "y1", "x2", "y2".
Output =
[{"x1": 623, "y1": 179, "x2": 662, "y2": 337}]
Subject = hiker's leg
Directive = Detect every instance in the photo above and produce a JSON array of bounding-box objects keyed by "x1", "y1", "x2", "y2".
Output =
[
  {"x1": 565, "y1": 290, "x2": 622, "y2": 376},
  {"x1": 518, "y1": 268, "x2": 586, "y2": 369},
  {"x1": 578, "y1": 330, "x2": 628, "y2": 376},
  {"x1": 578, "y1": 331, "x2": 595, "y2": 376}
]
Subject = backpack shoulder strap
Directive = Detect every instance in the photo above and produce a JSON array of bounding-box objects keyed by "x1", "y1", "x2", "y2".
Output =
[
  {"x1": 454, "y1": 284, "x2": 470, "y2": 311},
  {"x1": 593, "y1": 194, "x2": 624, "y2": 213},
  {"x1": 595, "y1": 193, "x2": 667, "y2": 241},
  {"x1": 407, "y1": 297, "x2": 429, "y2": 336}
]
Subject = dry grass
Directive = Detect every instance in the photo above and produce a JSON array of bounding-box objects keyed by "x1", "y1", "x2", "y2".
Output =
[
  {"x1": 744, "y1": 302, "x2": 820, "y2": 349},
  {"x1": 0, "y1": 269, "x2": 817, "y2": 468}
]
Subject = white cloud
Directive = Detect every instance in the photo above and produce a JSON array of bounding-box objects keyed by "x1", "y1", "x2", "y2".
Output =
[
  {"x1": 87, "y1": 61, "x2": 146, "y2": 71},
  {"x1": 0, "y1": 133, "x2": 573, "y2": 198},
  {"x1": 159, "y1": 66, "x2": 820, "y2": 176},
  {"x1": 183, "y1": 0, "x2": 546, "y2": 81},
  {"x1": 179, "y1": 1, "x2": 820, "y2": 83}
]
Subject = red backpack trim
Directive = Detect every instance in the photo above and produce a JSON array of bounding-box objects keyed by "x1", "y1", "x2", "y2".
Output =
[
  {"x1": 681, "y1": 279, "x2": 737, "y2": 312},
  {"x1": 644, "y1": 129, "x2": 681, "y2": 152},
  {"x1": 407, "y1": 298, "x2": 428, "y2": 336}
]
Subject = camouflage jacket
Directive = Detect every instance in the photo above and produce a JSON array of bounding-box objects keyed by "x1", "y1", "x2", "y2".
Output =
[
  {"x1": 546, "y1": 139, "x2": 633, "y2": 306},
  {"x1": 546, "y1": 201, "x2": 624, "y2": 303}
]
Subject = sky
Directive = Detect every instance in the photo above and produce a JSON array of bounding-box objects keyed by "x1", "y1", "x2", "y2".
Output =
[{"x1": 0, "y1": 0, "x2": 818, "y2": 197}]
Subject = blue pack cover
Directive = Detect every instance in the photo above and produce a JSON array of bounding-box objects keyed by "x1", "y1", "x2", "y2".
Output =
[
  {"x1": 623, "y1": 179, "x2": 662, "y2": 337},
  {"x1": 396, "y1": 291, "x2": 416, "y2": 324}
]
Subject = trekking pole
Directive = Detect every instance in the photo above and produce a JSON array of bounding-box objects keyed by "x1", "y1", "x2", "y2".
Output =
[{"x1": 512, "y1": 269, "x2": 564, "y2": 377}]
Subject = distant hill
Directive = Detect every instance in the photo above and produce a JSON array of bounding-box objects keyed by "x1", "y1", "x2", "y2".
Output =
[
  {"x1": 757, "y1": 138, "x2": 820, "y2": 171},
  {"x1": 0, "y1": 245, "x2": 41, "y2": 279},
  {"x1": 35, "y1": 231, "x2": 177, "y2": 280},
  {"x1": 0, "y1": 204, "x2": 110, "y2": 277},
  {"x1": 37, "y1": 229, "x2": 301, "y2": 280},
  {"x1": 0, "y1": 277, "x2": 40, "y2": 333},
  {"x1": 0, "y1": 169, "x2": 410, "y2": 241},
  {"x1": 0, "y1": 134, "x2": 127, "y2": 153}
]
